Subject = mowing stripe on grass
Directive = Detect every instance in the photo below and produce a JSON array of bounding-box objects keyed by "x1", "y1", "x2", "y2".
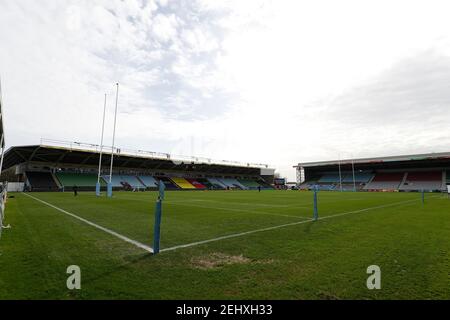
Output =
[
  {"x1": 22, "y1": 193, "x2": 154, "y2": 254},
  {"x1": 112, "y1": 194, "x2": 309, "y2": 219},
  {"x1": 161, "y1": 197, "x2": 424, "y2": 253},
  {"x1": 165, "y1": 201, "x2": 310, "y2": 219}
]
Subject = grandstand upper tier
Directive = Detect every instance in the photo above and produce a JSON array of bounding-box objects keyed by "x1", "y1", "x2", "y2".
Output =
[
  {"x1": 0, "y1": 140, "x2": 275, "y2": 192},
  {"x1": 295, "y1": 152, "x2": 450, "y2": 192}
]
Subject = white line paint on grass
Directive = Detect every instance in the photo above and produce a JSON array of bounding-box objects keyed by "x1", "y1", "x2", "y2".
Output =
[
  {"x1": 22, "y1": 193, "x2": 154, "y2": 254},
  {"x1": 161, "y1": 198, "x2": 424, "y2": 253}
]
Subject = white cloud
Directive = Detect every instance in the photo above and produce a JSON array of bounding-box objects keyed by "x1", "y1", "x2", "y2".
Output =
[
  {"x1": 151, "y1": 13, "x2": 180, "y2": 43},
  {"x1": 156, "y1": 0, "x2": 170, "y2": 8}
]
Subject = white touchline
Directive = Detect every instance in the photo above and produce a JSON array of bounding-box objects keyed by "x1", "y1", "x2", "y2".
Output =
[
  {"x1": 22, "y1": 193, "x2": 154, "y2": 254},
  {"x1": 161, "y1": 197, "x2": 426, "y2": 253}
]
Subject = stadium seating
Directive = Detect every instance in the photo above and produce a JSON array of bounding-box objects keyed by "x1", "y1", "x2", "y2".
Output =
[
  {"x1": 218, "y1": 178, "x2": 247, "y2": 190},
  {"x1": 400, "y1": 171, "x2": 443, "y2": 191},
  {"x1": 207, "y1": 178, "x2": 227, "y2": 189},
  {"x1": 26, "y1": 172, "x2": 59, "y2": 192},
  {"x1": 309, "y1": 184, "x2": 336, "y2": 191},
  {"x1": 101, "y1": 175, "x2": 146, "y2": 189},
  {"x1": 170, "y1": 177, "x2": 196, "y2": 189},
  {"x1": 364, "y1": 172, "x2": 405, "y2": 191},
  {"x1": 342, "y1": 173, "x2": 374, "y2": 183},
  {"x1": 238, "y1": 179, "x2": 262, "y2": 190},
  {"x1": 318, "y1": 174, "x2": 348, "y2": 183},
  {"x1": 186, "y1": 179, "x2": 207, "y2": 189},
  {"x1": 56, "y1": 172, "x2": 106, "y2": 191},
  {"x1": 195, "y1": 178, "x2": 216, "y2": 189},
  {"x1": 102, "y1": 175, "x2": 123, "y2": 188},
  {"x1": 157, "y1": 177, "x2": 179, "y2": 190},
  {"x1": 138, "y1": 176, "x2": 158, "y2": 188},
  {"x1": 120, "y1": 175, "x2": 145, "y2": 188}
]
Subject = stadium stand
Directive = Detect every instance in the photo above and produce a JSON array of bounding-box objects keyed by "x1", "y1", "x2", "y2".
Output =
[
  {"x1": 364, "y1": 172, "x2": 405, "y2": 191},
  {"x1": 186, "y1": 179, "x2": 207, "y2": 189},
  {"x1": 194, "y1": 178, "x2": 216, "y2": 189},
  {"x1": 1, "y1": 142, "x2": 275, "y2": 193},
  {"x1": 296, "y1": 152, "x2": 450, "y2": 193},
  {"x1": 302, "y1": 173, "x2": 374, "y2": 192},
  {"x1": 314, "y1": 184, "x2": 336, "y2": 191},
  {"x1": 207, "y1": 178, "x2": 227, "y2": 189},
  {"x1": 103, "y1": 175, "x2": 123, "y2": 188},
  {"x1": 400, "y1": 171, "x2": 443, "y2": 191},
  {"x1": 138, "y1": 176, "x2": 159, "y2": 188},
  {"x1": 238, "y1": 179, "x2": 262, "y2": 190},
  {"x1": 318, "y1": 174, "x2": 345, "y2": 183},
  {"x1": 157, "y1": 177, "x2": 179, "y2": 190},
  {"x1": 342, "y1": 173, "x2": 374, "y2": 183},
  {"x1": 120, "y1": 175, "x2": 145, "y2": 188},
  {"x1": 219, "y1": 178, "x2": 247, "y2": 190},
  {"x1": 171, "y1": 177, "x2": 196, "y2": 189},
  {"x1": 57, "y1": 172, "x2": 106, "y2": 191},
  {"x1": 26, "y1": 172, "x2": 59, "y2": 192}
]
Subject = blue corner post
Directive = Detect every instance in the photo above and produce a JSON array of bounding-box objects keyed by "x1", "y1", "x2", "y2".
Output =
[
  {"x1": 421, "y1": 189, "x2": 425, "y2": 205},
  {"x1": 153, "y1": 181, "x2": 166, "y2": 255},
  {"x1": 95, "y1": 182, "x2": 101, "y2": 197},
  {"x1": 313, "y1": 187, "x2": 319, "y2": 221},
  {"x1": 107, "y1": 182, "x2": 113, "y2": 198}
]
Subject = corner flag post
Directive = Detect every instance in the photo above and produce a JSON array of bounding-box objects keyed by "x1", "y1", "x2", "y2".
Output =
[
  {"x1": 96, "y1": 94, "x2": 107, "y2": 197},
  {"x1": 313, "y1": 187, "x2": 319, "y2": 221},
  {"x1": 153, "y1": 181, "x2": 165, "y2": 255},
  {"x1": 107, "y1": 83, "x2": 119, "y2": 198}
]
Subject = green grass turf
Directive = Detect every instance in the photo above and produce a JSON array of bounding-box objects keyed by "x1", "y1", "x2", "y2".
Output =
[{"x1": 0, "y1": 190, "x2": 449, "y2": 299}]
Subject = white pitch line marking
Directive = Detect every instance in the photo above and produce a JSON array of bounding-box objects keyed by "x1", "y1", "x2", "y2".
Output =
[
  {"x1": 161, "y1": 197, "x2": 424, "y2": 253},
  {"x1": 22, "y1": 193, "x2": 154, "y2": 254}
]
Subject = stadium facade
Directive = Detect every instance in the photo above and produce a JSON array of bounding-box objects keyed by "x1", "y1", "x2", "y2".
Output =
[
  {"x1": 0, "y1": 140, "x2": 275, "y2": 192},
  {"x1": 295, "y1": 152, "x2": 450, "y2": 192}
]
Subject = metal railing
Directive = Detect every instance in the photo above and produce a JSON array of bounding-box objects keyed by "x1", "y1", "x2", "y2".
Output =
[{"x1": 40, "y1": 138, "x2": 271, "y2": 169}]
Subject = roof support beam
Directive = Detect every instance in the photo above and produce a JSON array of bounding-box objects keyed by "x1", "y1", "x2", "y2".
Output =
[{"x1": 28, "y1": 146, "x2": 41, "y2": 162}]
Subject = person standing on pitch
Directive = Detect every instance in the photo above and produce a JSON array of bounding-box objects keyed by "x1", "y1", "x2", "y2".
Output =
[
  {"x1": 258, "y1": 186, "x2": 261, "y2": 192},
  {"x1": 73, "y1": 185, "x2": 78, "y2": 197}
]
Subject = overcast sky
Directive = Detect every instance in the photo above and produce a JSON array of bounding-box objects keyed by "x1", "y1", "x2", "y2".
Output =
[{"x1": 1, "y1": 0, "x2": 450, "y2": 180}]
